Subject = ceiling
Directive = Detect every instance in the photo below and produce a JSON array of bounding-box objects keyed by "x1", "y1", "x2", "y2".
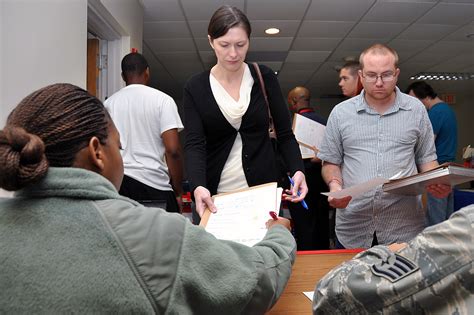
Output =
[{"x1": 140, "y1": 0, "x2": 474, "y2": 102}]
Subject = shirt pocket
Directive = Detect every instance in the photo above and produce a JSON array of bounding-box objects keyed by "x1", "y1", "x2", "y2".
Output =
[{"x1": 391, "y1": 134, "x2": 417, "y2": 170}]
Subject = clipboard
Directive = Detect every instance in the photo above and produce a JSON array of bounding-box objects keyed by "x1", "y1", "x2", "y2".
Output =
[
  {"x1": 199, "y1": 182, "x2": 281, "y2": 247},
  {"x1": 383, "y1": 163, "x2": 474, "y2": 195}
]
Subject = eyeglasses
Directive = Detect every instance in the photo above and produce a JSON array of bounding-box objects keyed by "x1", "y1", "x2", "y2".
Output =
[{"x1": 360, "y1": 72, "x2": 396, "y2": 83}]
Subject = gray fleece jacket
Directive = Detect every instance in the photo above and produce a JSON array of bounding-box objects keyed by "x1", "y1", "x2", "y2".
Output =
[{"x1": 0, "y1": 168, "x2": 296, "y2": 314}]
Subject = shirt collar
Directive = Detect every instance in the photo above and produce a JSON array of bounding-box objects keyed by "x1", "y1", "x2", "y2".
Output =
[
  {"x1": 298, "y1": 107, "x2": 314, "y2": 114},
  {"x1": 355, "y1": 87, "x2": 411, "y2": 114}
]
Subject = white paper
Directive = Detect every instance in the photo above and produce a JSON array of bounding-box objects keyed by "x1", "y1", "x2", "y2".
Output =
[
  {"x1": 321, "y1": 177, "x2": 389, "y2": 198},
  {"x1": 303, "y1": 291, "x2": 314, "y2": 301},
  {"x1": 299, "y1": 143, "x2": 316, "y2": 159},
  {"x1": 293, "y1": 114, "x2": 326, "y2": 153},
  {"x1": 205, "y1": 183, "x2": 279, "y2": 247},
  {"x1": 463, "y1": 145, "x2": 473, "y2": 159},
  {"x1": 276, "y1": 187, "x2": 283, "y2": 210}
]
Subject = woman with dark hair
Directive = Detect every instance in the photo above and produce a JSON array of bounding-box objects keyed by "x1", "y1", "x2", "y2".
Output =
[
  {"x1": 184, "y1": 5, "x2": 307, "y2": 217},
  {"x1": 0, "y1": 83, "x2": 295, "y2": 313}
]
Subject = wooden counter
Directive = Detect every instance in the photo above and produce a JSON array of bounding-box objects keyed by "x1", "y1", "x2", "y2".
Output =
[{"x1": 267, "y1": 249, "x2": 362, "y2": 314}]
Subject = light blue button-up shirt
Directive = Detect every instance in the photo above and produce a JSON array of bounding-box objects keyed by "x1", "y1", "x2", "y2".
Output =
[{"x1": 318, "y1": 87, "x2": 437, "y2": 248}]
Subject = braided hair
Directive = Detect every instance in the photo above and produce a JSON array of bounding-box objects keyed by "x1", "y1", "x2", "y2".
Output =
[{"x1": 0, "y1": 83, "x2": 109, "y2": 191}]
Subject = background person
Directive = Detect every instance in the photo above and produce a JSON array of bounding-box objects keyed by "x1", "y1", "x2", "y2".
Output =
[
  {"x1": 183, "y1": 5, "x2": 307, "y2": 218},
  {"x1": 406, "y1": 81, "x2": 458, "y2": 226},
  {"x1": 338, "y1": 60, "x2": 363, "y2": 98},
  {"x1": 0, "y1": 83, "x2": 296, "y2": 314},
  {"x1": 105, "y1": 52, "x2": 184, "y2": 213},
  {"x1": 318, "y1": 43, "x2": 450, "y2": 249},
  {"x1": 287, "y1": 86, "x2": 331, "y2": 249}
]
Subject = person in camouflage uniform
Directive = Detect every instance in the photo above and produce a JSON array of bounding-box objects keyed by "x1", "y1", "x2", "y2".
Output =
[{"x1": 313, "y1": 204, "x2": 474, "y2": 314}]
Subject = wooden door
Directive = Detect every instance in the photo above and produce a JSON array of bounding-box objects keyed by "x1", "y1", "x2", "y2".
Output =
[{"x1": 87, "y1": 38, "x2": 99, "y2": 97}]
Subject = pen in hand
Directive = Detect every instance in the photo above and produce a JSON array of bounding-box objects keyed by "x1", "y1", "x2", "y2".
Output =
[
  {"x1": 287, "y1": 175, "x2": 309, "y2": 210},
  {"x1": 269, "y1": 211, "x2": 278, "y2": 220}
]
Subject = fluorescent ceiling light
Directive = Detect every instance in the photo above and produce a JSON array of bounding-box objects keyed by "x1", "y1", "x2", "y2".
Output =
[
  {"x1": 265, "y1": 28, "x2": 280, "y2": 35},
  {"x1": 410, "y1": 72, "x2": 474, "y2": 81}
]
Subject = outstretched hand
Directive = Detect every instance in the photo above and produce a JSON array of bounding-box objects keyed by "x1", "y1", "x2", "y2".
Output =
[
  {"x1": 193, "y1": 186, "x2": 217, "y2": 217},
  {"x1": 283, "y1": 171, "x2": 308, "y2": 203},
  {"x1": 328, "y1": 195, "x2": 352, "y2": 209},
  {"x1": 327, "y1": 179, "x2": 351, "y2": 208}
]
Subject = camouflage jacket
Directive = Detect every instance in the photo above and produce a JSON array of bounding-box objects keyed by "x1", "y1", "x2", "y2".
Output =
[{"x1": 313, "y1": 204, "x2": 474, "y2": 314}]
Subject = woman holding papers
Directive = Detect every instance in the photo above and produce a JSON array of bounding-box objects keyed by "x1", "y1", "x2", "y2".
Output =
[
  {"x1": 184, "y1": 5, "x2": 307, "y2": 216},
  {"x1": 0, "y1": 83, "x2": 296, "y2": 313}
]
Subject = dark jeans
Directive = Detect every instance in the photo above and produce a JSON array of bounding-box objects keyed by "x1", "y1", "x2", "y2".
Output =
[
  {"x1": 426, "y1": 192, "x2": 454, "y2": 227},
  {"x1": 119, "y1": 175, "x2": 179, "y2": 213},
  {"x1": 287, "y1": 162, "x2": 331, "y2": 250},
  {"x1": 336, "y1": 232, "x2": 378, "y2": 249}
]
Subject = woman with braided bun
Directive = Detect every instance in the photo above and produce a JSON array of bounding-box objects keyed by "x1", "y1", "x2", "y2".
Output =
[{"x1": 0, "y1": 84, "x2": 295, "y2": 313}]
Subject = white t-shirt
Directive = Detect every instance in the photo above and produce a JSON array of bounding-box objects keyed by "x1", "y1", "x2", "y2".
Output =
[{"x1": 105, "y1": 84, "x2": 183, "y2": 191}]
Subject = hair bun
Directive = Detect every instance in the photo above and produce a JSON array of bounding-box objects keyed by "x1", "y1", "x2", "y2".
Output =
[{"x1": 0, "y1": 126, "x2": 49, "y2": 191}]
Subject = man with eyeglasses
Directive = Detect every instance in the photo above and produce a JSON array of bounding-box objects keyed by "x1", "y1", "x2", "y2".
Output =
[
  {"x1": 317, "y1": 43, "x2": 451, "y2": 249},
  {"x1": 287, "y1": 86, "x2": 331, "y2": 250}
]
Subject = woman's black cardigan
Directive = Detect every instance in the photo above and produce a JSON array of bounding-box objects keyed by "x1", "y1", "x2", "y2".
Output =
[{"x1": 183, "y1": 64, "x2": 304, "y2": 195}]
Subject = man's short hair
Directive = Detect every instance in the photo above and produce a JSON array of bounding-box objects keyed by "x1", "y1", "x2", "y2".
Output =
[
  {"x1": 340, "y1": 60, "x2": 360, "y2": 77},
  {"x1": 405, "y1": 81, "x2": 438, "y2": 99},
  {"x1": 121, "y1": 53, "x2": 149, "y2": 80},
  {"x1": 359, "y1": 43, "x2": 399, "y2": 69}
]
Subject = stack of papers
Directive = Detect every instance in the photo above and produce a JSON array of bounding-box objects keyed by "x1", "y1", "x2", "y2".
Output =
[
  {"x1": 200, "y1": 183, "x2": 282, "y2": 247},
  {"x1": 383, "y1": 163, "x2": 474, "y2": 195},
  {"x1": 321, "y1": 164, "x2": 474, "y2": 198}
]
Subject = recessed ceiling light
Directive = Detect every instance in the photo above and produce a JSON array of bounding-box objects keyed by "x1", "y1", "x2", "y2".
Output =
[
  {"x1": 343, "y1": 56, "x2": 357, "y2": 62},
  {"x1": 265, "y1": 28, "x2": 280, "y2": 35}
]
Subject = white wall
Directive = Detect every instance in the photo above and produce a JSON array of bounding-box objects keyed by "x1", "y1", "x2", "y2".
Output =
[
  {"x1": 0, "y1": 0, "x2": 88, "y2": 127},
  {"x1": 99, "y1": 0, "x2": 143, "y2": 96},
  {"x1": 100, "y1": 0, "x2": 143, "y2": 53},
  {"x1": 0, "y1": 0, "x2": 87, "y2": 197}
]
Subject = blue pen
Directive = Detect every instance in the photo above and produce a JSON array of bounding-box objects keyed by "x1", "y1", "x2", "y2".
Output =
[{"x1": 287, "y1": 175, "x2": 309, "y2": 210}]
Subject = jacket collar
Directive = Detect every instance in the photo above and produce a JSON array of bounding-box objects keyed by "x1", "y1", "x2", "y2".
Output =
[{"x1": 16, "y1": 167, "x2": 121, "y2": 201}]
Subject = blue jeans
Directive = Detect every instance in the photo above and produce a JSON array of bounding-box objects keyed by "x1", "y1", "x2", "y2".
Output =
[{"x1": 425, "y1": 192, "x2": 454, "y2": 227}]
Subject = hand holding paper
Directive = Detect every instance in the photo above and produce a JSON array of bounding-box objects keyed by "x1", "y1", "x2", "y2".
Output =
[
  {"x1": 194, "y1": 186, "x2": 217, "y2": 217},
  {"x1": 426, "y1": 183, "x2": 451, "y2": 198},
  {"x1": 266, "y1": 214, "x2": 291, "y2": 231},
  {"x1": 200, "y1": 183, "x2": 286, "y2": 246},
  {"x1": 328, "y1": 194, "x2": 352, "y2": 209},
  {"x1": 322, "y1": 177, "x2": 389, "y2": 199}
]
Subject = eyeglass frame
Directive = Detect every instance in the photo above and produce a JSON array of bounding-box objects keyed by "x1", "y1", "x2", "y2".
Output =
[{"x1": 358, "y1": 70, "x2": 399, "y2": 83}]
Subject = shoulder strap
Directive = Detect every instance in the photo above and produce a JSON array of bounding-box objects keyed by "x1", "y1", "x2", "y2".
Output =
[
  {"x1": 252, "y1": 62, "x2": 269, "y2": 108},
  {"x1": 252, "y1": 63, "x2": 275, "y2": 134}
]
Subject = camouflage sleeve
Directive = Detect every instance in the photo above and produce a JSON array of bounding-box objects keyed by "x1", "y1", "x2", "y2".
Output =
[{"x1": 313, "y1": 205, "x2": 474, "y2": 314}]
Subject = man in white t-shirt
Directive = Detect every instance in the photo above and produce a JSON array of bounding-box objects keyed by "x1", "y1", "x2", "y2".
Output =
[{"x1": 105, "y1": 52, "x2": 184, "y2": 212}]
